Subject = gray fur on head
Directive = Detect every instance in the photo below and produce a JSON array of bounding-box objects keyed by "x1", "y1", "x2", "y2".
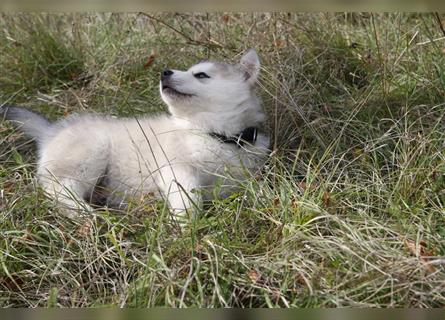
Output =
[{"x1": 239, "y1": 49, "x2": 260, "y2": 85}]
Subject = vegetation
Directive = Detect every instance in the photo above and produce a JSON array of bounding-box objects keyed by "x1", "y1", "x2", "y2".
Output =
[{"x1": 0, "y1": 13, "x2": 444, "y2": 307}]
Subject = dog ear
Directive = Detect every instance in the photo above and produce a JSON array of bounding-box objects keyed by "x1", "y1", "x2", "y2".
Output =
[{"x1": 239, "y1": 49, "x2": 260, "y2": 85}]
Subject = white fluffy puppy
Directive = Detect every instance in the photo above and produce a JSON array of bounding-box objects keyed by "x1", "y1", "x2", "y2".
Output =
[{"x1": 1, "y1": 49, "x2": 269, "y2": 223}]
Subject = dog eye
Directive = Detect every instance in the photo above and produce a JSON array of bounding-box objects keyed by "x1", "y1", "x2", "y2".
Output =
[{"x1": 194, "y1": 72, "x2": 210, "y2": 79}]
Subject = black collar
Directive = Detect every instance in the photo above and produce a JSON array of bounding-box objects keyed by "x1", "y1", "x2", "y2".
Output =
[{"x1": 209, "y1": 127, "x2": 258, "y2": 147}]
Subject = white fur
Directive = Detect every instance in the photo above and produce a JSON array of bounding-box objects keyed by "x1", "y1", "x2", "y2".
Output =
[{"x1": 36, "y1": 49, "x2": 269, "y2": 223}]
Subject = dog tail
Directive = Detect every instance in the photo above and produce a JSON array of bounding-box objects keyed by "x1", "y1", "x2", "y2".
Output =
[{"x1": 1, "y1": 104, "x2": 52, "y2": 143}]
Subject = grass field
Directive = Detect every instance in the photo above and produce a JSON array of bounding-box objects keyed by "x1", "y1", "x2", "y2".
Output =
[{"x1": 0, "y1": 13, "x2": 445, "y2": 307}]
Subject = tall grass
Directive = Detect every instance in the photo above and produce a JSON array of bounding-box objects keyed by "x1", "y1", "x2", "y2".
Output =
[{"x1": 0, "y1": 13, "x2": 444, "y2": 307}]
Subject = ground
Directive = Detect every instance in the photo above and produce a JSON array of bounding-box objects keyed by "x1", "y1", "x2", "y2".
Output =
[{"x1": 0, "y1": 13, "x2": 444, "y2": 307}]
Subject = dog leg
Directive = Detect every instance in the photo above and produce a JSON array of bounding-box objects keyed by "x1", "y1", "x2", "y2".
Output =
[
  {"x1": 36, "y1": 135, "x2": 110, "y2": 218},
  {"x1": 159, "y1": 165, "x2": 201, "y2": 226},
  {"x1": 39, "y1": 176, "x2": 94, "y2": 219}
]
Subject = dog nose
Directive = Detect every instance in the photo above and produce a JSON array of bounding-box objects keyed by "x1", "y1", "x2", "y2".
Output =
[{"x1": 162, "y1": 69, "x2": 174, "y2": 79}]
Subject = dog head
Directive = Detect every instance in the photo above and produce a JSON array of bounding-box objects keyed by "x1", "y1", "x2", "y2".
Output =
[{"x1": 159, "y1": 49, "x2": 265, "y2": 134}]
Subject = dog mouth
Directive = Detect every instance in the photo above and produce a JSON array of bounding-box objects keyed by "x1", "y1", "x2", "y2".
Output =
[{"x1": 161, "y1": 84, "x2": 194, "y2": 97}]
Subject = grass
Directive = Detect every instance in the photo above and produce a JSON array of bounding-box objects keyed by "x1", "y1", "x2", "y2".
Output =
[{"x1": 0, "y1": 12, "x2": 445, "y2": 307}]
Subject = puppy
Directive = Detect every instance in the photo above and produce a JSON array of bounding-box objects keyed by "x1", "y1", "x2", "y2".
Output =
[{"x1": 1, "y1": 49, "x2": 270, "y2": 223}]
